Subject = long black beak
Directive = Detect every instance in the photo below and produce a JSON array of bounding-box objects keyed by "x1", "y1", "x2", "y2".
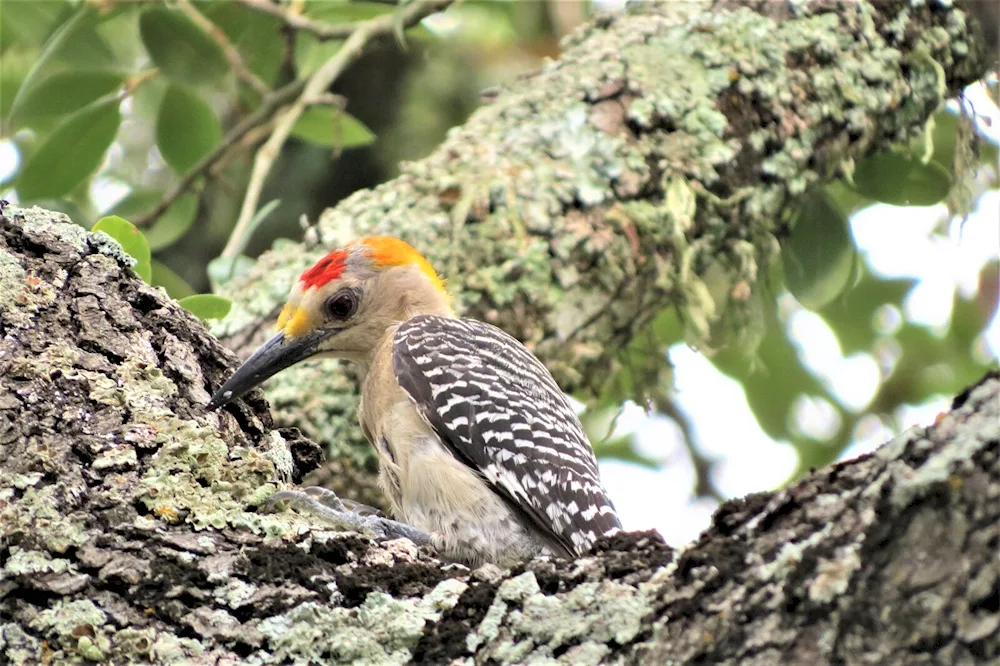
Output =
[{"x1": 208, "y1": 328, "x2": 331, "y2": 410}]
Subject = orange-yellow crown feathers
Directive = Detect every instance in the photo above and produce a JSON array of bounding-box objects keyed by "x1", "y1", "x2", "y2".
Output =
[
  {"x1": 356, "y1": 236, "x2": 446, "y2": 294},
  {"x1": 297, "y1": 236, "x2": 446, "y2": 295}
]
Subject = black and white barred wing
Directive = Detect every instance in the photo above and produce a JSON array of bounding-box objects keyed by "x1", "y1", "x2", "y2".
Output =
[{"x1": 392, "y1": 315, "x2": 621, "y2": 556}]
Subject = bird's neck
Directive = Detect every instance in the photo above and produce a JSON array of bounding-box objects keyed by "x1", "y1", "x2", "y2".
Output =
[{"x1": 351, "y1": 301, "x2": 455, "y2": 377}]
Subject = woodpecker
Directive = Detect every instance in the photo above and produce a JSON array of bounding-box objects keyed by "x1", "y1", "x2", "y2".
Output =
[{"x1": 209, "y1": 236, "x2": 621, "y2": 566}]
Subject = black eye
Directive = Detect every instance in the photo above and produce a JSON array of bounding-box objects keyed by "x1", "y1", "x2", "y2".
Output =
[{"x1": 325, "y1": 288, "x2": 359, "y2": 320}]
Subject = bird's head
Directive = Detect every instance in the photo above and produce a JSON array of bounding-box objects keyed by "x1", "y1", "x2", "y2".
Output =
[{"x1": 208, "y1": 236, "x2": 450, "y2": 409}]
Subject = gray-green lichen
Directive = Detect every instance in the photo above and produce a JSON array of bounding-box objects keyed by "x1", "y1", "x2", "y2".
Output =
[
  {"x1": 0, "y1": 624, "x2": 43, "y2": 666},
  {"x1": 29, "y1": 599, "x2": 110, "y2": 661},
  {"x1": 0, "y1": 206, "x2": 332, "y2": 664},
  {"x1": 89, "y1": 230, "x2": 138, "y2": 271},
  {"x1": 464, "y1": 571, "x2": 651, "y2": 664},
  {"x1": 249, "y1": 579, "x2": 468, "y2": 666},
  {"x1": 0, "y1": 216, "x2": 64, "y2": 330},
  {"x1": 70, "y1": 333, "x2": 294, "y2": 536},
  {"x1": 888, "y1": 380, "x2": 1000, "y2": 508},
  {"x1": 17, "y1": 206, "x2": 89, "y2": 251}
]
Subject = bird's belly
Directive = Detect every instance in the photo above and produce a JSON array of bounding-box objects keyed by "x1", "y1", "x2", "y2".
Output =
[
  {"x1": 399, "y1": 436, "x2": 501, "y2": 525},
  {"x1": 396, "y1": 433, "x2": 543, "y2": 566},
  {"x1": 371, "y1": 398, "x2": 545, "y2": 565}
]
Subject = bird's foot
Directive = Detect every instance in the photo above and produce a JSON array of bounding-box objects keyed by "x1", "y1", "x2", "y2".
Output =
[
  {"x1": 271, "y1": 486, "x2": 382, "y2": 516},
  {"x1": 263, "y1": 486, "x2": 432, "y2": 546}
]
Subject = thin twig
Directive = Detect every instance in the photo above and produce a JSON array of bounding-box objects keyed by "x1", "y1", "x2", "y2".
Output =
[
  {"x1": 122, "y1": 68, "x2": 159, "y2": 97},
  {"x1": 176, "y1": 0, "x2": 271, "y2": 96},
  {"x1": 652, "y1": 392, "x2": 726, "y2": 503},
  {"x1": 221, "y1": 0, "x2": 454, "y2": 258},
  {"x1": 133, "y1": 78, "x2": 307, "y2": 228},
  {"x1": 207, "y1": 123, "x2": 275, "y2": 178},
  {"x1": 234, "y1": 0, "x2": 361, "y2": 41}
]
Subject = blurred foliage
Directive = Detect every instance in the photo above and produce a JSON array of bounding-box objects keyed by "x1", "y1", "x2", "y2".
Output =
[
  {"x1": 177, "y1": 293, "x2": 234, "y2": 322},
  {"x1": 0, "y1": 0, "x2": 537, "y2": 289},
  {"x1": 1, "y1": 0, "x2": 997, "y2": 501},
  {"x1": 89, "y1": 213, "x2": 230, "y2": 319}
]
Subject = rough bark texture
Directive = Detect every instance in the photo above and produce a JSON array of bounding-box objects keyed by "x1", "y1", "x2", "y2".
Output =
[
  {"x1": 1, "y1": 205, "x2": 998, "y2": 665},
  {"x1": 212, "y1": 0, "x2": 990, "y2": 472}
]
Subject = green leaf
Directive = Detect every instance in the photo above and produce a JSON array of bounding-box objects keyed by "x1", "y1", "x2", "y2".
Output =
[
  {"x1": 202, "y1": 2, "x2": 283, "y2": 86},
  {"x1": 9, "y1": 7, "x2": 115, "y2": 120},
  {"x1": 823, "y1": 180, "x2": 872, "y2": 217},
  {"x1": 294, "y1": 35, "x2": 345, "y2": 77},
  {"x1": 923, "y1": 109, "x2": 960, "y2": 171},
  {"x1": 92, "y1": 215, "x2": 152, "y2": 283},
  {"x1": 0, "y1": 46, "x2": 34, "y2": 119},
  {"x1": 0, "y1": 1, "x2": 73, "y2": 50},
  {"x1": 151, "y1": 259, "x2": 195, "y2": 299},
  {"x1": 292, "y1": 107, "x2": 376, "y2": 148},
  {"x1": 820, "y1": 267, "x2": 915, "y2": 355},
  {"x1": 851, "y1": 151, "x2": 952, "y2": 207},
  {"x1": 144, "y1": 195, "x2": 199, "y2": 251},
  {"x1": 156, "y1": 84, "x2": 222, "y2": 173},
  {"x1": 44, "y1": 13, "x2": 115, "y2": 69},
  {"x1": 17, "y1": 98, "x2": 121, "y2": 201},
  {"x1": 179, "y1": 294, "x2": 232, "y2": 321},
  {"x1": 781, "y1": 189, "x2": 857, "y2": 310},
  {"x1": 111, "y1": 190, "x2": 198, "y2": 251},
  {"x1": 921, "y1": 109, "x2": 1000, "y2": 175},
  {"x1": 9, "y1": 70, "x2": 123, "y2": 129},
  {"x1": 139, "y1": 7, "x2": 228, "y2": 84}
]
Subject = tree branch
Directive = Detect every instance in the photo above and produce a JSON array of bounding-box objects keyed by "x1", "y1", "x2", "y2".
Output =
[{"x1": 234, "y1": 0, "x2": 362, "y2": 41}]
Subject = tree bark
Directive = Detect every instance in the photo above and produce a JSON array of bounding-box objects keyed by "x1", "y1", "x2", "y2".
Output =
[
  {"x1": 212, "y1": 0, "x2": 990, "y2": 470},
  {"x1": 1, "y1": 206, "x2": 998, "y2": 664}
]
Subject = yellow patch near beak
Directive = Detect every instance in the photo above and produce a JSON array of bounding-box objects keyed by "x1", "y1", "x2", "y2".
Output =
[
  {"x1": 277, "y1": 304, "x2": 293, "y2": 330},
  {"x1": 277, "y1": 305, "x2": 314, "y2": 338}
]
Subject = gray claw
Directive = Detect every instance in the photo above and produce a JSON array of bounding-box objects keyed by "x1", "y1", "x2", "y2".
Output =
[
  {"x1": 338, "y1": 498, "x2": 383, "y2": 517},
  {"x1": 264, "y1": 487, "x2": 431, "y2": 547},
  {"x1": 298, "y1": 486, "x2": 382, "y2": 517},
  {"x1": 299, "y1": 486, "x2": 348, "y2": 512}
]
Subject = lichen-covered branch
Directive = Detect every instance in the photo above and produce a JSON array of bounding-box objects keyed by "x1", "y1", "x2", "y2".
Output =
[
  {"x1": 1, "y1": 207, "x2": 997, "y2": 664},
  {"x1": 214, "y1": 0, "x2": 989, "y2": 460}
]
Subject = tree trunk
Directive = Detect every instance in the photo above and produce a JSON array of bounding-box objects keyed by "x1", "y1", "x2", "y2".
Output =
[{"x1": 1, "y1": 206, "x2": 997, "y2": 664}]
